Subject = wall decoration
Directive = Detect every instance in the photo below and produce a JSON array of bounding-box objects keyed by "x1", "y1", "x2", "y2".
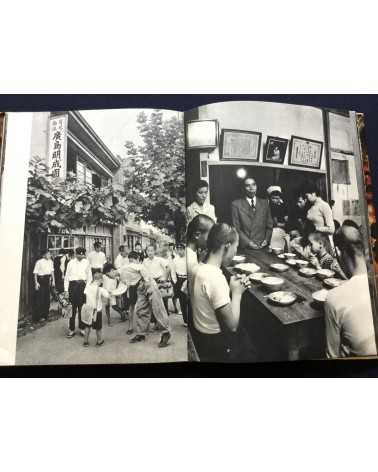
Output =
[
  {"x1": 263, "y1": 136, "x2": 288, "y2": 164},
  {"x1": 220, "y1": 129, "x2": 261, "y2": 161},
  {"x1": 289, "y1": 135, "x2": 323, "y2": 169}
]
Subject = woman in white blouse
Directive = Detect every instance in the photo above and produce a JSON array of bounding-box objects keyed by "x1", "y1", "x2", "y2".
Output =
[{"x1": 302, "y1": 182, "x2": 335, "y2": 235}]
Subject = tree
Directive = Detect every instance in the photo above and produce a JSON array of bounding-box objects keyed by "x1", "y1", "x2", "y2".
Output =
[
  {"x1": 123, "y1": 110, "x2": 185, "y2": 241},
  {"x1": 25, "y1": 156, "x2": 128, "y2": 233}
]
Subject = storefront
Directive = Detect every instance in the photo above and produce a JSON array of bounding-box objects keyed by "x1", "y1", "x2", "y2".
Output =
[{"x1": 186, "y1": 102, "x2": 366, "y2": 231}]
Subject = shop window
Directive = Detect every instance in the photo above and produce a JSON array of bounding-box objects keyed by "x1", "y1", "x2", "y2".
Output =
[
  {"x1": 92, "y1": 173, "x2": 101, "y2": 189},
  {"x1": 67, "y1": 152, "x2": 77, "y2": 175}
]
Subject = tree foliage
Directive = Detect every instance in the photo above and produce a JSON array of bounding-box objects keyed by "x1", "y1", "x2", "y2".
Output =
[
  {"x1": 123, "y1": 110, "x2": 185, "y2": 240},
  {"x1": 26, "y1": 156, "x2": 128, "y2": 233}
]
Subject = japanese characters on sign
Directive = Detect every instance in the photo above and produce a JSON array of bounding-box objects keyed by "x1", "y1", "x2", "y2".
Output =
[{"x1": 48, "y1": 114, "x2": 67, "y2": 179}]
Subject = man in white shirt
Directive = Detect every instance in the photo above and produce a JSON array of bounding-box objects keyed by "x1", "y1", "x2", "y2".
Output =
[
  {"x1": 64, "y1": 247, "x2": 92, "y2": 338},
  {"x1": 114, "y1": 245, "x2": 129, "y2": 270},
  {"x1": 33, "y1": 250, "x2": 55, "y2": 323},
  {"x1": 87, "y1": 241, "x2": 107, "y2": 275},
  {"x1": 324, "y1": 226, "x2": 377, "y2": 358}
]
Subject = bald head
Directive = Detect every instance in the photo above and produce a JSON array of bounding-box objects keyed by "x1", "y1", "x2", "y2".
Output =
[{"x1": 334, "y1": 226, "x2": 366, "y2": 277}]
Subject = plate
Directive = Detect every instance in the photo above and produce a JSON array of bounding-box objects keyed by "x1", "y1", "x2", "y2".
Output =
[
  {"x1": 249, "y1": 272, "x2": 269, "y2": 282},
  {"x1": 234, "y1": 262, "x2": 260, "y2": 274},
  {"x1": 283, "y1": 253, "x2": 296, "y2": 259},
  {"x1": 323, "y1": 277, "x2": 344, "y2": 288},
  {"x1": 299, "y1": 267, "x2": 317, "y2": 277},
  {"x1": 270, "y1": 263, "x2": 289, "y2": 272},
  {"x1": 286, "y1": 259, "x2": 297, "y2": 266},
  {"x1": 277, "y1": 254, "x2": 286, "y2": 259},
  {"x1": 294, "y1": 259, "x2": 309, "y2": 267},
  {"x1": 232, "y1": 255, "x2": 246, "y2": 263},
  {"x1": 268, "y1": 291, "x2": 297, "y2": 306},
  {"x1": 312, "y1": 289, "x2": 329, "y2": 304},
  {"x1": 316, "y1": 269, "x2": 335, "y2": 280}
]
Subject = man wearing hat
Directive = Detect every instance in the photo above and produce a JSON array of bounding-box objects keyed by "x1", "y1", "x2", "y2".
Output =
[
  {"x1": 231, "y1": 177, "x2": 273, "y2": 250},
  {"x1": 64, "y1": 247, "x2": 92, "y2": 338},
  {"x1": 267, "y1": 185, "x2": 289, "y2": 250}
]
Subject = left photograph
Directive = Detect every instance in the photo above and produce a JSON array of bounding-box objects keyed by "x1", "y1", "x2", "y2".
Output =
[{"x1": 16, "y1": 109, "x2": 188, "y2": 365}]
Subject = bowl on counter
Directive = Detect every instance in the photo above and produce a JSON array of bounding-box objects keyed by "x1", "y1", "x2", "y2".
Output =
[
  {"x1": 249, "y1": 272, "x2": 269, "y2": 282},
  {"x1": 298, "y1": 267, "x2": 317, "y2": 277},
  {"x1": 312, "y1": 288, "x2": 329, "y2": 306},
  {"x1": 286, "y1": 259, "x2": 297, "y2": 266},
  {"x1": 283, "y1": 252, "x2": 296, "y2": 259},
  {"x1": 267, "y1": 291, "x2": 297, "y2": 306},
  {"x1": 294, "y1": 259, "x2": 309, "y2": 268},
  {"x1": 323, "y1": 277, "x2": 344, "y2": 289},
  {"x1": 271, "y1": 247, "x2": 284, "y2": 255},
  {"x1": 316, "y1": 269, "x2": 335, "y2": 280},
  {"x1": 232, "y1": 255, "x2": 246, "y2": 264},
  {"x1": 270, "y1": 263, "x2": 289, "y2": 272},
  {"x1": 261, "y1": 276, "x2": 284, "y2": 292},
  {"x1": 234, "y1": 262, "x2": 260, "y2": 274}
]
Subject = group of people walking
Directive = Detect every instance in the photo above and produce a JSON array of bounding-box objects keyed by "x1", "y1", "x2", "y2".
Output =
[
  {"x1": 32, "y1": 239, "x2": 188, "y2": 349},
  {"x1": 185, "y1": 177, "x2": 377, "y2": 361}
]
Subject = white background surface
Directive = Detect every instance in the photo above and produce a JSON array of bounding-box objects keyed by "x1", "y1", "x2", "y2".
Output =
[{"x1": 1, "y1": 1, "x2": 378, "y2": 472}]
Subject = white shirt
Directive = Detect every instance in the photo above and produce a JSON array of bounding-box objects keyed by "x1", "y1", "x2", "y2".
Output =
[
  {"x1": 192, "y1": 264, "x2": 231, "y2": 334},
  {"x1": 143, "y1": 256, "x2": 168, "y2": 280},
  {"x1": 173, "y1": 255, "x2": 187, "y2": 277},
  {"x1": 186, "y1": 201, "x2": 217, "y2": 224},
  {"x1": 325, "y1": 273, "x2": 377, "y2": 358},
  {"x1": 102, "y1": 274, "x2": 117, "y2": 305},
  {"x1": 114, "y1": 254, "x2": 129, "y2": 270},
  {"x1": 64, "y1": 258, "x2": 92, "y2": 292},
  {"x1": 33, "y1": 258, "x2": 54, "y2": 276},
  {"x1": 119, "y1": 262, "x2": 148, "y2": 286},
  {"x1": 84, "y1": 283, "x2": 109, "y2": 311},
  {"x1": 246, "y1": 196, "x2": 256, "y2": 208},
  {"x1": 186, "y1": 246, "x2": 199, "y2": 296},
  {"x1": 87, "y1": 250, "x2": 107, "y2": 269}
]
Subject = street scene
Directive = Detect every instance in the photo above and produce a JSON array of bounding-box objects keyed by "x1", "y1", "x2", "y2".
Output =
[{"x1": 16, "y1": 108, "x2": 187, "y2": 365}]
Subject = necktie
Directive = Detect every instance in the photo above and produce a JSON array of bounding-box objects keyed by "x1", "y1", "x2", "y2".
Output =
[{"x1": 251, "y1": 198, "x2": 255, "y2": 210}]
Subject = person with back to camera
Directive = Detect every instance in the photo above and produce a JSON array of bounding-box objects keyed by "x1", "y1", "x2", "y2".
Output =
[
  {"x1": 191, "y1": 223, "x2": 251, "y2": 362},
  {"x1": 324, "y1": 226, "x2": 377, "y2": 358},
  {"x1": 231, "y1": 177, "x2": 273, "y2": 251}
]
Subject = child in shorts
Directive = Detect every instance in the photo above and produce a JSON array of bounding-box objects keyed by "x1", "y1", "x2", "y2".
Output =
[
  {"x1": 83, "y1": 272, "x2": 111, "y2": 347},
  {"x1": 103, "y1": 262, "x2": 125, "y2": 325}
]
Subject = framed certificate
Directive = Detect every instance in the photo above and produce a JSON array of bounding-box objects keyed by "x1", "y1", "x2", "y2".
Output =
[
  {"x1": 289, "y1": 136, "x2": 323, "y2": 169},
  {"x1": 220, "y1": 129, "x2": 261, "y2": 161}
]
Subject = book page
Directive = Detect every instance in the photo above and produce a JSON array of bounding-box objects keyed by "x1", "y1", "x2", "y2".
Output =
[
  {"x1": 0, "y1": 108, "x2": 187, "y2": 365},
  {"x1": 184, "y1": 101, "x2": 378, "y2": 362}
]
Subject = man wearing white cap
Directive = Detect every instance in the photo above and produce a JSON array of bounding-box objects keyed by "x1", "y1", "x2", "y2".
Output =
[{"x1": 267, "y1": 186, "x2": 289, "y2": 251}]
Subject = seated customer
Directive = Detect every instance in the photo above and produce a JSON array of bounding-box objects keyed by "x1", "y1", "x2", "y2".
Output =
[
  {"x1": 324, "y1": 226, "x2": 377, "y2": 358},
  {"x1": 307, "y1": 231, "x2": 346, "y2": 279},
  {"x1": 288, "y1": 221, "x2": 316, "y2": 259},
  {"x1": 191, "y1": 223, "x2": 251, "y2": 362}
]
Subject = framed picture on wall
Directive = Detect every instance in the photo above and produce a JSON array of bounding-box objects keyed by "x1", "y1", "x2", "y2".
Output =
[
  {"x1": 263, "y1": 136, "x2": 288, "y2": 164},
  {"x1": 220, "y1": 129, "x2": 261, "y2": 161},
  {"x1": 289, "y1": 135, "x2": 323, "y2": 169}
]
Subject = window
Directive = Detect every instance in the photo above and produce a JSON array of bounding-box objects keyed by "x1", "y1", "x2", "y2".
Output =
[
  {"x1": 92, "y1": 173, "x2": 101, "y2": 189},
  {"x1": 77, "y1": 161, "x2": 85, "y2": 183},
  {"x1": 332, "y1": 159, "x2": 350, "y2": 185}
]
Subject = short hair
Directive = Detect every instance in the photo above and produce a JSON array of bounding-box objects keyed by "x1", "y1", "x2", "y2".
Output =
[
  {"x1": 243, "y1": 177, "x2": 256, "y2": 185},
  {"x1": 334, "y1": 226, "x2": 365, "y2": 259},
  {"x1": 194, "y1": 180, "x2": 209, "y2": 194},
  {"x1": 93, "y1": 272, "x2": 103, "y2": 281},
  {"x1": 301, "y1": 181, "x2": 319, "y2": 196},
  {"x1": 207, "y1": 223, "x2": 239, "y2": 253},
  {"x1": 308, "y1": 231, "x2": 332, "y2": 252},
  {"x1": 119, "y1": 245, "x2": 125, "y2": 252},
  {"x1": 94, "y1": 241, "x2": 102, "y2": 249},
  {"x1": 75, "y1": 247, "x2": 86, "y2": 255},
  {"x1": 128, "y1": 251, "x2": 139, "y2": 260},
  {"x1": 176, "y1": 243, "x2": 185, "y2": 249},
  {"x1": 67, "y1": 249, "x2": 75, "y2": 257},
  {"x1": 103, "y1": 262, "x2": 115, "y2": 274},
  {"x1": 135, "y1": 242, "x2": 142, "y2": 247},
  {"x1": 186, "y1": 214, "x2": 215, "y2": 242},
  {"x1": 342, "y1": 219, "x2": 360, "y2": 230}
]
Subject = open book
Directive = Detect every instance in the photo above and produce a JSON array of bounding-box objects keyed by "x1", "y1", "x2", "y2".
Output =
[{"x1": 0, "y1": 101, "x2": 377, "y2": 365}]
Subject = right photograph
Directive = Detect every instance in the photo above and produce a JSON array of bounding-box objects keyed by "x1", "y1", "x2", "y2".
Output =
[{"x1": 185, "y1": 101, "x2": 378, "y2": 363}]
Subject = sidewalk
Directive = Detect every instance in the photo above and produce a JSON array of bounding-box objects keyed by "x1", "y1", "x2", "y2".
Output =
[{"x1": 16, "y1": 308, "x2": 187, "y2": 365}]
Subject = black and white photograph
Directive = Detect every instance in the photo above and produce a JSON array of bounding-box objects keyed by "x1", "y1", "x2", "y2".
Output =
[
  {"x1": 263, "y1": 136, "x2": 288, "y2": 164},
  {"x1": 185, "y1": 100, "x2": 378, "y2": 363},
  {"x1": 15, "y1": 108, "x2": 188, "y2": 365}
]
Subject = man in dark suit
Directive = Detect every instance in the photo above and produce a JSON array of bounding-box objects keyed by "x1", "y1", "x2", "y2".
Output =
[{"x1": 231, "y1": 177, "x2": 273, "y2": 250}]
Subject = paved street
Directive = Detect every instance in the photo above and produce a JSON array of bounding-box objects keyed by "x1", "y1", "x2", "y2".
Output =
[{"x1": 16, "y1": 307, "x2": 187, "y2": 365}]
